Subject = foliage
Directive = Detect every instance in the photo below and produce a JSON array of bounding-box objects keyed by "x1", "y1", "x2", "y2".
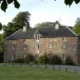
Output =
[
  {"x1": 73, "y1": 23, "x2": 80, "y2": 36},
  {"x1": 3, "y1": 22, "x2": 21, "y2": 37},
  {"x1": 3, "y1": 11, "x2": 31, "y2": 38},
  {"x1": 24, "y1": 54, "x2": 34, "y2": 63},
  {"x1": 0, "y1": 22, "x2": 2, "y2": 30},
  {"x1": 0, "y1": 0, "x2": 80, "y2": 12},
  {"x1": 73, "y1": 17, "x2": 80, "y2": 36},
  {"x1": 50, "y1": 55, "x2": 62, "y2": 64},
  {"x1": 34, "y1": 22, "x2": 55, "y2": 29},
  {"x1": 12, "y1": 58, "x2": 24, "y2": 63},
  {"x1": 0, "y1": 34, "x2": 3, "y2": 62},
  {"x1": 12, "y1": 11, "x2": 31, "y2": 28},
  {"x1": 0, "y1": 0, "x2": 20, "y2": 12},
  {"x1": 65, "y1": 56, "x2": 74, "y2": 65},
  {"x1": 38, "y1": 53, "x2": 49, "y2": 64}
]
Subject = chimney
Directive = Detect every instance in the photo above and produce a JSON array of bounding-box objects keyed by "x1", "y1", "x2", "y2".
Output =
[
  {"x1": 23, "y1": 26, "x2": 27, "y2": 32},
  {"x1": 55, "y1": 21, "x2": 60, "y2": 30}
]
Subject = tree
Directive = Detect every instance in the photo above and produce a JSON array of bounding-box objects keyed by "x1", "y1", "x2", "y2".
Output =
[
  {"x1": 12, "y1": 11, "x2": 31, "y2": 28},
  {"x1": 3, "y1": 11, "x2": 31, "y2": 37},
  {"x1": 0, "y1": 0, "x2": 20, "y2": 12},
  {"x1": 34, "y1": 22, "x2": 55, "y2": 28},
  {"x1": 0, "y1": 0, "x2": 80, "y2": 12},
  {"x1": 73, "y1": 18, "x2": 80, "y2": 36},
  {"x1": 73, "y1": 23, "x2": 80, "y2": 36},
  {"x1": 0, "y1": 34, "x2": 3, "y2": 62},
  {"x1": 0, "y1": 22, "x2": 2, "y2": 30},
  {"x1": 76, "y1": 17, "x2": 80, "y2": 23}
]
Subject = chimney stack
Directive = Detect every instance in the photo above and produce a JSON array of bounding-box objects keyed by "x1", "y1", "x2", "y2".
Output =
[
  {"x1": 55, "y1": 21, "x2": 60, "y2": 30},
  {"x1": 23, "y1": 26, "x2": 27, "y2": 32}
]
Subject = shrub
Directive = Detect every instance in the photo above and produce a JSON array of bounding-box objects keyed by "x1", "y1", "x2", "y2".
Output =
[
  {"x1": 50, "y1": 55, "x2": 62, "y2": 65},
  {"x1": 12, "y1": 58, "x2": 24, "y2": 63},
  {"x1": 24, "y1": 54, "x2": 34, "y2": 63},
  {"x1": 65, "y1": 56, "x2": 74, "y2": 65},
  {"x1": 38, "y1": 53, "x2": 49, "y2": 64}
]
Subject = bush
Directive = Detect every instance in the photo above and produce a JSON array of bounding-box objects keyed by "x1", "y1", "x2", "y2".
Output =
[
  {"x1": 12, "y1": 58, "x2": 24, "y2": 63},
  {"x1": 65, "y1": 56, "x2": 74, "y2": 65},
  {"x1": 24, "y1": 54, "x2": 34, "y2": 63},
  {"x1": 38, "y1": 53, "x2": 49, "y2": 64},
  {"x1": 50, "y1": 55, "x2": 62, "y2": 65}
]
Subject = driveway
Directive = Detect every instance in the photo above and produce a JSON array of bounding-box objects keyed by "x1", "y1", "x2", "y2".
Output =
[{"x1": 0, "y1": 63, "x2": 80, "y2": 73}]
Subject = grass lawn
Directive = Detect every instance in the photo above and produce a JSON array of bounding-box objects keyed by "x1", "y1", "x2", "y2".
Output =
[{"x1": 0, "y1": 66, "x2": 80, "y2": 80}]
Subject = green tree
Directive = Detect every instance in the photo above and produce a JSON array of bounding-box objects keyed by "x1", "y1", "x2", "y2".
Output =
[
  {"x1": 0, "y1": 0, "x2": 20, "y2": 12},
  {"x1": 0, "y1": 34, "x2": 3, "y2": 62},
  {"x1": 34, "y1": 22, "x2": 55, "y2": 28},
  {"x1": 73, "y1": 22, "x2": 80, "y2": 36},
  {"x1": 0, "y1": 22, "x2": 2, "y2": 30},
  {"x1": 3, "y1": 11, "x2": 31, "y2": 37},
  {"x1": 12, "y1": 11, "x2": 31, "y2": 28},
  {"x1": 73, "y1": 18, "x2": 80, "y2": 36},
  {"x1": 0, "y1": 0, "x2": 80, "y2": 12}
]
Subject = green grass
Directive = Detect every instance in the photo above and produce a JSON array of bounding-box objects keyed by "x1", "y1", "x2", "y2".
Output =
[{"x1": 0, "y1": 66, "x2": 80, "y2": 80}]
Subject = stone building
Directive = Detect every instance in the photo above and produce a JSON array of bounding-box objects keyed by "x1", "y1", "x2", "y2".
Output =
[{"x1": 4, "y1": 22, "x2": 80, "y2": 64}]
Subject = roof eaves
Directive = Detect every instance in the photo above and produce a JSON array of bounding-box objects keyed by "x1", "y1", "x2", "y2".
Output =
[
  {"x1": 4, "y1": 29, "x2": 22, "y2": 40},
  {"x1": 66, "y1": 26, "x2": 78, "y2": 37}
]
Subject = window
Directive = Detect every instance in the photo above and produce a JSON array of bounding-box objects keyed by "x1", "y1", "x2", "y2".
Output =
[
  {"x1": 63, "y1": 38, "x2": 66, "y2": 42},
  {"x1": 24, "y1": 41, "x2": 26, "y2": 44},
  {"x1": 35, "y1": 43, "x2": 39, "y2": 54},
  {"x1": 35, "y1": 54, "x2": 39, "y2": 60},
  {"x1": 38, "y1": 44, "x2": 39, "y2": 49},
  {"x1": 12, "y1": 45, "x2": 15, "y2": 49},
  {"x1": 23, "y1": 54, "x2": 27, "y2": 58},
  {"x1": 49, "y1": 44, "x2": 53, "y2": 48},
  {"x1": 63, "y1": 54, "x2": 66, "y2": 60},
  {"x1": 23, "y1": 44, "x2": 27, "y2": 50},
  {"x1": 50, "y1": 39, "x2": 52, "y2": 41},
  {"x1": 12, "y1": 54, "x2": 15, "y2": 60},
  {"x1": 63, "y1": 42, "x2": 67, "y2": 48},
  {"x1": 35, "y1": 34, "x2": 39, "y2": 40}
]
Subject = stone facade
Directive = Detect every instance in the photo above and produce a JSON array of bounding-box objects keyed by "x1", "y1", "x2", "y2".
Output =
[{"x1": 4, "y1": 37, "x2": 79, "y2": 64}]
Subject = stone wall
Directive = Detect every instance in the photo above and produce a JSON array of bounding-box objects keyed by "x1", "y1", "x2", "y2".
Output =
[
  {"x1": 4, "y1": 39, "x2": 35, "y2": 62},
  {"x1": 39, "y1": 37, "x2": 79, "y2": 64},
  {"x1": 4, "y1": 37, "x2": 79, "y2": 64}
]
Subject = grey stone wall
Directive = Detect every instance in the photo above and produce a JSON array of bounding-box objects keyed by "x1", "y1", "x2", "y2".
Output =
[{"x1": 4, "y1": 37, "x2": 79, "y2": 64}]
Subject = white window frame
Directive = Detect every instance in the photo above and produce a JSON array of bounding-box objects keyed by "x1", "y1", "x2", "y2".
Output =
[
  {"x1": 63, "y1": 54, "x2": 66, "y2": 60},
  {"x1": 12, "y1": 55, "x2": 15, "y2": 60},
  {"x1": 63, "y1": 42, "x2": 67, "y2": 49},
  {"x1": 49, "y1": 44, "x2": 53, "y2": 49}
]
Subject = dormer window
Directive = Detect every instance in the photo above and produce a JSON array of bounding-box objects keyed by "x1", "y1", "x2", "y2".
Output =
[
  {"x1": 36, "y1": 34, "x2": 39, "y2": 40},
  {"x1": 34, "y1": 30, "x2": 41, "y2": 40}
]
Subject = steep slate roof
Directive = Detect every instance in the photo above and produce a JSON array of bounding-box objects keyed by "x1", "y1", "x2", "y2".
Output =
[{"x1": 5, "y1": 26, "x2": 77, "y2": 40}]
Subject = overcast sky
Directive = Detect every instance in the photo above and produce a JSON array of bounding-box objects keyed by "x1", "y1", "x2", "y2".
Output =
[{"x1": 0, "y1": 0, "x2": 80, "y2": 28}]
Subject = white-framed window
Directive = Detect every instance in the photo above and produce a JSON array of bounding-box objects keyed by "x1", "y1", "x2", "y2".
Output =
[
  {"x1": 23, "y1": 44, "x2": 27, "y2": 50},
  {"x1": 63, "y1": 54, "x2": 66, "y2": 60},
  {"x1": 63, "y1": 38, "x2": 67, "y2": 42},
  {"x1": 12, "y1": 54, "x2": 15, "y2": 60},
  {"x1": 63, "y1": 38, "x2": 67, "y2": 48},
  {"x1": 49, "y1": 44, "x2": 53, "y2": 48},
  {"x1": 63, "y1": 42, "x2": 67, "y2": 48},
  {"x1": 23, "y1": 54, "x2": 27, "y2": 58},
  {"x1": 50, "y1": 38, "x2": 52, "y2": 42},
  {"x1": 35, "y1": 54, "x2": 39, "y2": 60},
  {"x1": 35, "y1": 43, "x2": 39, "y2": 54},
  {"x1": 12, "y1": 45, "x2": 15, "y2": 49}
]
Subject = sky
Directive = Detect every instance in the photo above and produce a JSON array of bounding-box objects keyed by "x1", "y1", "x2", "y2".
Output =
[{"x1": 0, "y1": 0, "x2": 80, "y2": 29}]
